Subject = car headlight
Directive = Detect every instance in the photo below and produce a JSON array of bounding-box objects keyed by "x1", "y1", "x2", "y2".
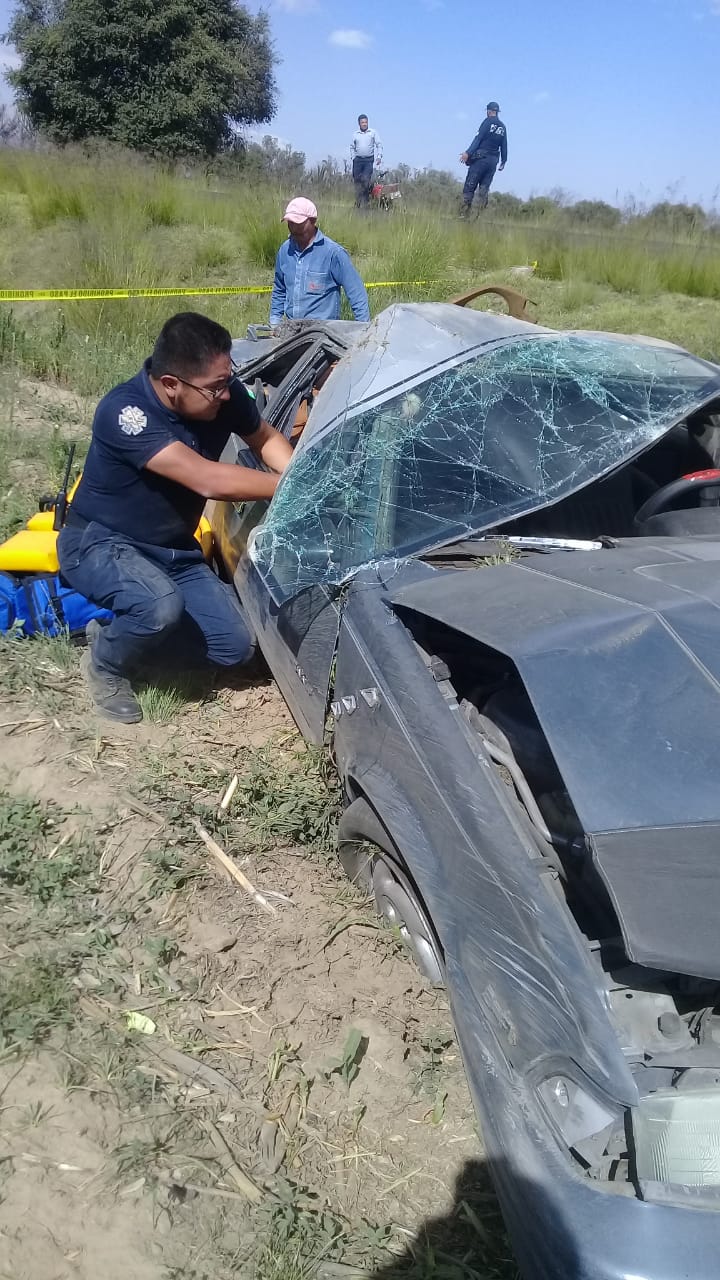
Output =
[
  {"x1": 633, "y1": 1089, "x2": 720, "y2": 1187},
  {"x1": 538, "y1": 1074, "x2": 619, "y2": 1149}
]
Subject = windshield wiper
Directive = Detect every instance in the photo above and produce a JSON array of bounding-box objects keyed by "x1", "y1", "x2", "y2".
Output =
[
  {"x1": 422, "y1": 534, "x2": 608, "y2": 563},
  {"x1": 506, "y1": 535, "x2": 604, "y2": 552}
]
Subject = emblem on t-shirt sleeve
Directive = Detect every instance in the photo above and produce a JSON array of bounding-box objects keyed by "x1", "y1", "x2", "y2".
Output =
[{"x1": 118, "y1": 405, "x2": 147, "y2": 436}]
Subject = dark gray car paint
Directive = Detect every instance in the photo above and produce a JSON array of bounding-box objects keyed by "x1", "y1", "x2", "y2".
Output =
[
  {"x1": 230, "y1": 541, "x2": 720, "y2": 1275},
  {"x1": 455, "y1": 1004, "x2": 718, "y2": 1280},
  {"x1": 213, "y1": 314, "x2": 720, "y2": 1278},
  {"x1": 391, "y1": 540, "x2": 720, "y2": 980},
  {"x1": 332, "y1": 567, "x2": 636, "y2": 1095},
  {"x1": 330, "y1": 564, "x2": 720, "y2": 1278}
]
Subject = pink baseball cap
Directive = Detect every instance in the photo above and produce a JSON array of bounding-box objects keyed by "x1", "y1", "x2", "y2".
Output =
[{"x1": 282, "y1": 197, "x2": 318, "y2": 223}]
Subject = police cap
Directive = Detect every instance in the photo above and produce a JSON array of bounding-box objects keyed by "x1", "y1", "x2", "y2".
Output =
[{"x1": 486, "y1": 101, "x2": 500, "y2": 112}]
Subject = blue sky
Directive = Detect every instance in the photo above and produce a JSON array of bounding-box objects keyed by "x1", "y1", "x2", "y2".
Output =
[{"x1": 2, "y1": 0, "x2": 720, "y2": 206}]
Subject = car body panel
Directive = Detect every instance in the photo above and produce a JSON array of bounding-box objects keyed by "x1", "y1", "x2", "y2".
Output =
[
  {"x1": 453, "y1": 1001, "x2": 720, "y2": 1280},
  {"x1": 211, "y1": 306, "x2": 720, "y2": 1277},
  {"x1": 231, "y1": 554, "x2": 338, "y2": 742},
  {"x1": 390, "y1": 541, "x2": 720, "y2": 978},
  {"x1": 332, "y1": 568, "x2": 637, "y2": 1099},
  {"x1": 331, "y1": 569, "x2": 720, "y2": 1278}
]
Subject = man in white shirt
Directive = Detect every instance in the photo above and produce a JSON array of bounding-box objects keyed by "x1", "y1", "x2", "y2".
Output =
[{"x1": 350, "y1": 114, "x2": 383, "y2": 208}]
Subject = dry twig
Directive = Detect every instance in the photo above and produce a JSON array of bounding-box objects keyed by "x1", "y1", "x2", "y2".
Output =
[
  {"x1": 146, "y1": 1044, "x2": 249, "y2": 1102},
  {"x1": 193, "y1": 819, "x2": 276, "y2": 916},
  {"x1": 203, "y1": 1120, "x2": 263, "y2": 1204},
  {"x1": 218, "y1": 774, "x2": 239, "y2": 813}
]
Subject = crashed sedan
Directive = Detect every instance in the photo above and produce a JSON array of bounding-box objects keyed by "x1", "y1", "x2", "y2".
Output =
[{"x1": 210, "y1": 302, "x2": 720, "y2": 1279}]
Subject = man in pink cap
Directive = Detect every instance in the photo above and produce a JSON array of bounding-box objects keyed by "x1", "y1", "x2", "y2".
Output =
[{"x1": 269, "y1": 197, "x2": 370, "y2": 326}]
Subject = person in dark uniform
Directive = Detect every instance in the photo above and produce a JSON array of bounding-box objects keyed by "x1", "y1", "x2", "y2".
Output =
[
  {"x1": 460, "y1": 101, "x2": 508, "y2": 214},
  {"x1": 58, "y1": 312, "x2": 293, "y2": 724}
]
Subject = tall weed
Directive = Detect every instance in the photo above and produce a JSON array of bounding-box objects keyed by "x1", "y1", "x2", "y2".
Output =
[
  {"x1": 1, "y1": 147, "x2": 720, "y2": 398},
  {"x1": 387, "y1": 223, "x2": 451, "y2": 288},
  {"x1": 246, "y1": 218, "x2": 286, "y2": 269}
]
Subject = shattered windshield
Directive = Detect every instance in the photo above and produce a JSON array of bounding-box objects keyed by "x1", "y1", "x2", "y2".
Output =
[{"x1": 249, "y1": 332, "x2": 720, "y2": 599}]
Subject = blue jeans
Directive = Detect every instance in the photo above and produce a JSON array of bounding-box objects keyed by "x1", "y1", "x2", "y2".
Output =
[
  {"x1": 58, "y1": 520, "x2": 255, "y2": 677},
  {"x1": 353, "y1": 157, "x2": 374, "y2": 206},
  {"x1": 463, "y1": 156, "x2": 498, "y2": 208}
]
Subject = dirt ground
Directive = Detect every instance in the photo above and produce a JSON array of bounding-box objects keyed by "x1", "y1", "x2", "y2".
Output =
[
  {"x1": 0, "y1": 635, "x2": 515, "y2": 1280},
  {"x1": 0, "y1": 370, "x2": 515, "y2": 1278}
]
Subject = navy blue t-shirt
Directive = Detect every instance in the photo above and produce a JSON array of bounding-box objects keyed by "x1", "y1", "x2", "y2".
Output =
[
  {"x1": 466, "y1": 116, "x2": 508, "y2": 164},
  {"x1": 71, "y1": 360, "x2": 261, "y2": 548}
]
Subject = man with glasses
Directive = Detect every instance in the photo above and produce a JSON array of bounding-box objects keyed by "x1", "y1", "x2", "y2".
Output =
[{"x1": 58, "y1": 312, "x2": 293, "y2": 724}]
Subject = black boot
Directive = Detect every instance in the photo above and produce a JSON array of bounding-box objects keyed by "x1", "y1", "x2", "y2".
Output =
[{"x1": 82, "y1": 620, "x2": 143, "y2": 724}]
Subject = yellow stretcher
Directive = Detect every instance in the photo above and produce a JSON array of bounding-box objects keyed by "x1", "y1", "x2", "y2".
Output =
[{"x1": 0, "y1": 478, "x2": 214, "y2": 575}]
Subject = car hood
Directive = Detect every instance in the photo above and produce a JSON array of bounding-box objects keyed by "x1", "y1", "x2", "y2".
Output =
[
  {"x1": 248, "y1": 303, "x2": 720, "y2": 602},
  {"x1": 390, "y1": 539, "x2": 720, "y2": 978}
]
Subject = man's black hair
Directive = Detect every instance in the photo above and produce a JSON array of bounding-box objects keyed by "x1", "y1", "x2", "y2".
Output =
[
  {"x1": 150, "y1": 312, "x2": 232, "y2": 379},
  {"x1": 358, "y1": 113, "x2": 368, "y2": 123}
]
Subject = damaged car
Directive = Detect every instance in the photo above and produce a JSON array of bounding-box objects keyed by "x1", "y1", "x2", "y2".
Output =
[{"x1": 209, "y1": 300, "x2": 720, "y2": 1279}]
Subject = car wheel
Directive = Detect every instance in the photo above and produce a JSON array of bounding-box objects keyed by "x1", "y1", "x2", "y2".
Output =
[{"x1": 338, "y1": 798, "x2": 445, "y2": 986}]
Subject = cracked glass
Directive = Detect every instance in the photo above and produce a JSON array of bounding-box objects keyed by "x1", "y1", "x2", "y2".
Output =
[{"x1": 248, "y1": 331, "x2": 720, "y2": 600}]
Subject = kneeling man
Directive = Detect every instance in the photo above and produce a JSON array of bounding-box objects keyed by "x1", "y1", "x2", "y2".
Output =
[{"x1": 59, "y1": 311, "x2": 293, "y2": 724}]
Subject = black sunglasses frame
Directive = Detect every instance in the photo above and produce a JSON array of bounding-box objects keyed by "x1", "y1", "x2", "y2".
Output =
[{"x1": 166, "y1": 364, "x2": 240, "y2": 402}]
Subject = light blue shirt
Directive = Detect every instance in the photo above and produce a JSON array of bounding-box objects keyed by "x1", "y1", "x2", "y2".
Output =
[
  {"x1": 350, "y1": 127, "x2": 382, "y2": 164},
  {"x1": 269, "y1": 230, "x2": 370, "y2": 325}
]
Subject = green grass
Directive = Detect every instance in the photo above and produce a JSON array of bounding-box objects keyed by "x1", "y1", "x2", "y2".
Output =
[
  {"x1": 136, "y1": 681, "x2": 192, "y2": 723},
  {"x1": 0, "y1": 952, "x2": 78, "y2": 1052},
  {"x1": 0, "y1": 791, "x2": 53, "y2": 863},
  {"x1": 245, "y1": 215, "x2": 286, "y2": 269},
  {"x1": 229, "y1": 743, "x2": 341, "y2": 854},
  {"x1": 0, "y1": 148, "x2": 718, "y2": 396},
  {"x1": 0, "y1": 792, "x2": 98, "y2": 1053},
  {"x1": 0, "y1": 626, "x2": 79, "y2": 713},
  {"x1": 0, "y1": 793, "x2": 97, "y2": 903}
]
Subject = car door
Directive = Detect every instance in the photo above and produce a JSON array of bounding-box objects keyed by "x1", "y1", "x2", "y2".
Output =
[
  {"x1": 211, "y1": 335, "x2": 340, "y2": 578},
  {"x1": 211, "y1": 336, "x2": 352, "y2": 741},
  {"x1": 234, "y1": 554, "x2": 342, "y2": 743}
]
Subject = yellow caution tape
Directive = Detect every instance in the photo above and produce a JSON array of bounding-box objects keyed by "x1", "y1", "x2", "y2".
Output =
[
  {"x1": 0, "y1": 280, "x2": 437, "y2": 303},
  {"x1": 0, "y1": 286, "x2": 272, "y2": 302},
  {"x1": 368, "y1": 280, "x2": 435, "y2": 288}
]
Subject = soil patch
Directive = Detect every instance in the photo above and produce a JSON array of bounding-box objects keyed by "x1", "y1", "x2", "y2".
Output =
[{"x1": 0, "y1": 642, "x2": 510, "y2": 1279}]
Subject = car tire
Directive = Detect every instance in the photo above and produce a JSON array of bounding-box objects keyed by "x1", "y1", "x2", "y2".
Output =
[
  {"x1": 338, "y1": 797, "x2": 390, "y2": 891},
  {"x1": 338, "y1": 798, "x2": 445, "y2": 986}
]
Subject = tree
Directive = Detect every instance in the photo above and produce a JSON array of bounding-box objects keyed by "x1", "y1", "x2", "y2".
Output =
[
  {"x1": 488, "y1": 191, "x2": 524, "y2": 218},
  {"x1": 250, "y1": 134, "x2": 306, "y2": 183},
  {"x1": 642, "y1": 201, "x2": 707, "y2": 235},
  {"x1": 411, "y1": 167, "x2": 461, "y2": 206},
  {"x1": 6, "y1": 0, "x2": 277, "y2": 157},
  {"x1": 568, "y1": 200, "x2": 622, "y2": 228},
  {"x1": 0, "y1": 104, "x2": 36, "y2": 147},
  {"x1": 518, "y1": 196, "x2": 561, "y2": 220}
]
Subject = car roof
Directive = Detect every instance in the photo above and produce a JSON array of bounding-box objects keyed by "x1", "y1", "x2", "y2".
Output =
[{"x1": 292, "y1": 304, "x2": 552, "y2": 448}]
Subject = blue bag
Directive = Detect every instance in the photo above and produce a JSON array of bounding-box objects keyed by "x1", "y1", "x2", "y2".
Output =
[
  {"x1": 0, "y1": 572, "x2": 112, "y2": 638},
  {"x1": 0, "y1": 574, "x2": 15, "y2": 633}
]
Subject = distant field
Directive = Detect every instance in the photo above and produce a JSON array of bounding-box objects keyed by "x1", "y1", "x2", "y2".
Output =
[{"x1": 0, "y1": 147, "x2": 719, "y2": 396}]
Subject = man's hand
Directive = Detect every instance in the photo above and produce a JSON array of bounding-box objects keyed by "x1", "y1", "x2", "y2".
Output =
[
  {"x1": 250, "y1": 419, "x2": 293, "y2": 474},
  {"x1": 460, "y1": 151, "x2": 470, "y2": 164},
  {"x1": 498, "y1": 162, "x2": 505, "y2": 171}
]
